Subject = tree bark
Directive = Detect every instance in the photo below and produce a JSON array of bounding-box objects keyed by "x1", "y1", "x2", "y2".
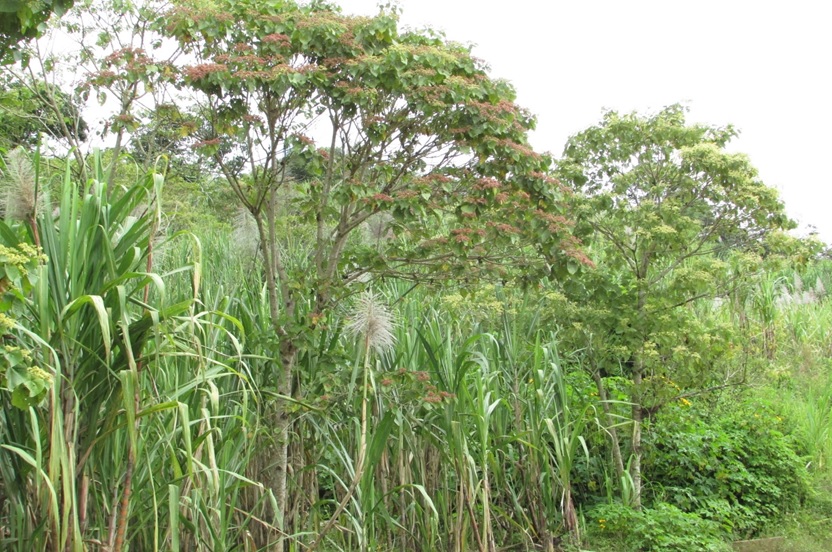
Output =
[
  {"x1": 592, "y1": 369, "x2": 625, "y2": 488},
  {"x1": 275, "y1": 341, "x2": 296, "y2": 551},
  {"x1": 630, "y1": 368, "x2": 643, "y2": 510},
  {"x1": 630, "y1": 276, "x2": 648, "y2": 510},
  {"x1": 251, "y1": 193, "x2": 296, "y2": 551}
]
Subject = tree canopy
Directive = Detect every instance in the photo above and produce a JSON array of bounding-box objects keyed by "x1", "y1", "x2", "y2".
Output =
[
  {"x1": 162, "y1": 0, "x2": 579, "y2": 286},
  {"x1": 554, "y1": 104, "x2": 794, "y2": 507}
]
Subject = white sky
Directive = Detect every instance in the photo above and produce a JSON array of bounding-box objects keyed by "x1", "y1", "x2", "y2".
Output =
[{"x1": 338, "y1": 0, "x2": 832, "y2": 242}]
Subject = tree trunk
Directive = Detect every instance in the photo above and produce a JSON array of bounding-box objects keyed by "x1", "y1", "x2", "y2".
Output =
[
  {"x1": 592, "y1": 369, "x2": 626, "y2": 489},
  {"x1": 630, "y1": 368, "x2": 643, "y2": 510},
  {"x1": 275, "y1": 341, "x2": 296, "y2": 551},
  {"x1": 630, "y1": 279, "x2": 647, "y2": 510},
  {"x1": 249, "y1": 196, "x2": 296, "y2": 551}
]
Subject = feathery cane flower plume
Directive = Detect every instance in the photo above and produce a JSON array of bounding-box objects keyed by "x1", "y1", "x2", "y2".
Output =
[
  {"x1": 345, "y1": 291, "x2": 396, "y2": 353},
  {"x1": 1, "y1": 148, "x2": 42, "y2": 221},
  {"x1": 362, "y1": 212, "x2": 395, "y2": 245},
  {"x1": 815, "y1": 277, "x2": 826, "y2": 299},
  {"x1": 309, "y1": 290, "x2": 395, "y2": 552},
  {"x1": 231, "y1": 207, "x2": 260, "y2": 258}
]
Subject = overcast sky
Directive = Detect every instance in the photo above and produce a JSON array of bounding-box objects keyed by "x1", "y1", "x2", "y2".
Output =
[{"x1": 338, "y1": 0, "x2": 832, "y2": 242}]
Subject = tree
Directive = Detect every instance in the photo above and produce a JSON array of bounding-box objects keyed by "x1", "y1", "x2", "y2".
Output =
[
  {"x1": 0, "y1": 78, "x2": 88, "y2": 151},
  {"x1": 554, "y1": 105, "x2": 793, "y2": 509},
  {"x1": 0, "y1": 0, "x2": 74, "y2": 57},
  {"x1": 160, "y1": 0, "x2": 579, "y2": 546},
  {"x1": 0, "y1": 0, "x2": 179, "y2": 183}
]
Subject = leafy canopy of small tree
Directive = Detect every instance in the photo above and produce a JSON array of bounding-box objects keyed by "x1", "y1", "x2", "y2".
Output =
[
  {"x1": 556, "y1": 104, "x2": 793, "y2": 375},
  {"x1": 553, "y1": 104, "x2": 794, "y2": 506},
  {"x1": 163, "y1": 0, "x2": 579, "y2": 296}
]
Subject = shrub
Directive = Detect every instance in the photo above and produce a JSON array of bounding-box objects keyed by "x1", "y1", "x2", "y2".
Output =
[
  {"x1": 588, "y1": 501, "x2": 730, "y2": 551},
  {"x1": 643, "y1": 399, "x2": 809, "y2": 536}
]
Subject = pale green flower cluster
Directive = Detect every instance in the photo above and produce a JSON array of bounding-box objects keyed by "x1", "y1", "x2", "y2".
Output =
[
  {"x1": 441, "y1": 284, "x2": 508, "y2": 321},
  {"x1": 0, "y1": 312, "x2": 14, "y2": 332},
  {"x1": 28, "y1": 366, "x2": 54, "y2": 386},
  {"x1": 0, "y1": 242, "x2": 44, "y2": 268}
]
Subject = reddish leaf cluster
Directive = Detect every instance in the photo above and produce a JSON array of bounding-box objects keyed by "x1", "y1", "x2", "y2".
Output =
[
  {"x1": 262, "y1": 33, "x2": 291, "y2": 46},
  {"x1": 473, "y1": 177, "x2": 501, "y2": 191},
  {"x1": 423, "y1": 387, "x2": 454, "y2": 404},
  {"x1": 191, "y1": 137, "x2": 221, "y2": 149},
  {"x1": 492, "y1": 138, "x2": 540, "y2": 160},
  {"x1": 184, "y1": 63, "x2": 228, "y2": 81},
  {"x1": 417, "y1": 174, "x2": 453, "y2": 185},
  {"x1": 368, "y1": 193, "x2": 394, "y2": 203},
  {"x1": 560, "y1": 235, "x2": 595, "y2": 267},
  {"x1": 487, "y1": 222, "x2": 520, "y2": 234},
  {"x1": 293, "y1": 133, "x2": 315, "y2": 147},
  {"x1": 534, "y1": 209, "x2": 573, "y2": 232},
  {"x1": 333, "y1": 80, "x2": 367, "y2": 97},
  {"x1": 394, "y1": 190, "x2": 419, "y2": 200},
  {"x1": 224, "y1": 54, "x2": 271, "y2": 65},
  {"x1": 231, "y1": 70, "x2": 273, "y2": 80},
  {"x1": 103, "y1": 47, "x2": 152, "y2": 67},
  {"x1": 88, "y1": 69, "x2": 117, "y2": 86},
  {"x1": 451, "y1": 227, "x2": 487, "y2": 243}
]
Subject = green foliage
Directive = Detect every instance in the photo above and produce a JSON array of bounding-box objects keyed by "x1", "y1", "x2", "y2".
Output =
[
  {"x1": 2, "y1": 2, "x2": 831, "y2": 550},
  {"x1": 644, "y1": 399, "x2": 809, "y2": 536},
  {"x1": 0, "y1": 0, "x2": 74, "y2": 58},
  {"x1": 0, "y1": 239, "x2": 41, "y2": 308},
  {"x1": 553, "y1": 104, "x2": 796, "y2": 506},
  {"x1": 791, "y1": 376, "x2": 832, "y2": 473},
  {"x1": 160, "y1": 173, "x2": 239, "y2": 232},
  {"x1": 0, "y1": 238, "x2": 47, "y2": 408},
  {"x1": 157, "y1": 4, "x2": 584, "y2": 542},
  {"x1": 589, "y1": 501, "x2": 730, "y2": 551},
  {"x1": 0, "y1": 155, "x2": 204, "y2": 551},
  {"x1": 128, "y1": 103, "x2": 202, "y2": 169},
  {"x1": 162, "y1": 0, "x2": 578, "y2": 295},
  {"x1": 555, "y1": 104, "x2": 793, "y2": 381},
  {"x1": 0, "y1": 78, "x2": 88, "y2": 150}
]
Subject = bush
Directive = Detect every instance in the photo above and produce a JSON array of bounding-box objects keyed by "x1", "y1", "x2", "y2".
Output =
[
  {"x1": 643, "y1": 399, "x2": 809, "y2": 536},
  {"x1": 588, "y1": 502, "x2": 730, "y2": 551}
]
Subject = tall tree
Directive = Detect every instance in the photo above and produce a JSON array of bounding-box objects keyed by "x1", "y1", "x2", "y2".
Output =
[
  {"x1": 161, "y1": 0, "x2": 579, "y2": 545},
  {"x1": 554, "y1": 105, "x2": 793, "y2": 508}
]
